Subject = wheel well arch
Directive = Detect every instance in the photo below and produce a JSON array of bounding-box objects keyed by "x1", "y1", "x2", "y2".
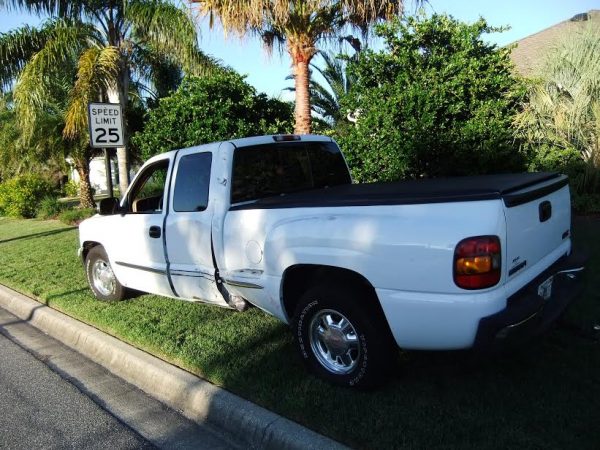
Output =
[
  {"x1": 281, "y1": 264, "x2": 391, "y2": 330},
  {"x1": 81, "y1": 241, "x2": 101, "y2": 262}
]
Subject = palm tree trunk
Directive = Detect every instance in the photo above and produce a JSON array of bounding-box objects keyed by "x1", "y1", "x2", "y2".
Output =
[
  {"x1": 108, "y1": 86, "x2": 129, "y2": 198},
  {"x1": 291, "y1": 52, "x2": 313, "y2": 135},
  {"x1": 75, "y1": 159, "x2": 96, "y2": 209}
]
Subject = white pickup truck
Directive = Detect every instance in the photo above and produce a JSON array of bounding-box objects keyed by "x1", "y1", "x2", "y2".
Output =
[{"x1": 79, "y1": 134, "x2": 585, "y2": 387}]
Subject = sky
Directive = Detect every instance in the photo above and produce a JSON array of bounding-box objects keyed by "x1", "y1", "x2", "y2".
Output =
[{"x1": 1, "y1": 0, "x2": 598, "y2": 101}]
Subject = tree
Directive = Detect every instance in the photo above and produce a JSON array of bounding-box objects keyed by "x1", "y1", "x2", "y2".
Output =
[
  {"x1": 133, "y1": 70, "x2": 294, "y2": 160},
  {"x1": 0, "y1": 0, "x2": 213, "y2": 196},
  {"x1": 0, "y1": 66, "x2": 98, "y2": 207},
  {"x1": 0, "y1": 94, "x2": 22, "y2": 181},
  {"x1": 287, "y1": 50, "x2": 356, "y2": 126},
  {"x1": 514, "y1": 25, "x2": 600, "y2": 211},
  {"x1": 515, "y1": 25, "x2": 600, "y2": 164},
  {"x1": 336, "y1": 14, "x2": 527, "y2": 182},
  {"x1": 195, "y1": 0, "x2": 405, "y2": 134}
]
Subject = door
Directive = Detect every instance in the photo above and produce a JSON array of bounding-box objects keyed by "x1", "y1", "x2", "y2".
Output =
[
  {"x1": 109, "y1": 156, "x2": 174, "y2": 297},
  {"x1": 164, "y1": 148, "x2": 225, "y2": 305}
]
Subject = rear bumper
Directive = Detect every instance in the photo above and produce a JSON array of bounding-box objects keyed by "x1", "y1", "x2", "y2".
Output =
[{"x1": 473, "y1": 251, "x2": 586, "y2": 349}]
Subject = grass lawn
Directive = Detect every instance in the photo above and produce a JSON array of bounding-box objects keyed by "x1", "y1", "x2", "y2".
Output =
[{"x1": 0, "y1": 215, "x2": 599, "y2": 449}]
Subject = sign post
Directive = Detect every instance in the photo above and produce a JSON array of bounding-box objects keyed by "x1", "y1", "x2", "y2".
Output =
[
  {"x1": 103, "y1": 149, "x2": 113, "y2": 197},
  {"x1": 88, "y1": 103, "x2": 124, "y2": 197}
]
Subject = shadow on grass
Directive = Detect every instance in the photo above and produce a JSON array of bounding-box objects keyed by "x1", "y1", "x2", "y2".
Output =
[
  {"x1": 1, "y1": 216, "x2": 596, "y2": 449},
  {"x1": 45, "y1": 287, "x2": 146, "y2": 306},
  {"x1": 0, "y1": 227, "x2": 76, "y2": 245},
  {"x1": 45, "y1": 288, "x2": 91, "y2": 304},
  {"x1": 190, "y1": 280, "x2": 600, "y2": 450}
]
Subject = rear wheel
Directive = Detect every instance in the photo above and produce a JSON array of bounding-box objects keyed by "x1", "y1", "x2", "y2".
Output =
[
  {"x1": 292, "y1": 284, "x2": 395, "y2": 388},
  {"x1": 85, "y1": 246, "x2": 127, "y2": 302}
]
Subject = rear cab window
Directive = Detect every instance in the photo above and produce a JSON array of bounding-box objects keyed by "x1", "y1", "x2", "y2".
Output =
[{"x1": 231, "y1": 141, "x2": 351, "y2": 204}]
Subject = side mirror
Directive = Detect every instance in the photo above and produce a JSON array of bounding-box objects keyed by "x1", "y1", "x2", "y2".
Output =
[{"x1": 98, "y1": 197, "x2": 122, "y2": 215}]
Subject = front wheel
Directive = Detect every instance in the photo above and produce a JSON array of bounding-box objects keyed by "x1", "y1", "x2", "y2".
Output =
[
  {"x1": 85, "y1": 246, "x2": 127, "y2": 301},
  {"x1": 292, "y1": 284, "x2": 395, "y2": 388}
]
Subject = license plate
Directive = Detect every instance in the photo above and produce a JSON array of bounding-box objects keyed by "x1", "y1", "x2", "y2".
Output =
[{"x1": 538, "y1": 276, "x2": 554, "y2": 300}]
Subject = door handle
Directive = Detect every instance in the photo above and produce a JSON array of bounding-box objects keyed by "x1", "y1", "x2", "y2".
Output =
[
  {"x1": 149, "y1": 226, "x2": 161, "y2": 238},
  {"x1": 539, "y1": 200, "x2": 552, "y2": 222}
]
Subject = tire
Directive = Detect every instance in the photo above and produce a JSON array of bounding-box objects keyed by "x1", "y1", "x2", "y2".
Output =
[
  {"x1": 85, "y1": 246, "x2": 127, "y2": 302},
  {"x1": 292, "y1": 284, "x2": 395, "y2": 388}
]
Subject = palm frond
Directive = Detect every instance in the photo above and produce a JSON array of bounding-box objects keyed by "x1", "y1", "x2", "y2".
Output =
[
  {"x1": 130, "y1": 42, "x2": 184, "y2": 98},
  {"x1": 0, "y1": 18, "x2": 98, "y2": 88},
  {"x1": 13, "y1": 19, "x2": 100, "y2": 141},
  {"x1": 515, "y1": 24, "x2": 600, "y2": 161},
  {"x1": 0, "y1": 24, "x2": 50, "y2": 88},
  {"x1": 0, "y1": 0, "x2": 85, "y2": 18},
  {"x1": 64, "y1": 46, "x2": 120, "y2": 139},
  {"x1": 286, "y1": 50, "x2": 353, "y2": 123},
  {"x1": 195, "y1": 0, "x2": 407, "y2": 40},
  {"x1": 126, "y1": 0, "x2": 217, "y2": 76}
]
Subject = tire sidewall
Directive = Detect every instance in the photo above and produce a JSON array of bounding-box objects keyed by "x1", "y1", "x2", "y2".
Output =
[
  {"x1": 85, "y1": 246, "x2": 122, "y2": 302},
  {"x1": 294, "y1": 287, "x2": 384, "y2": 388}
]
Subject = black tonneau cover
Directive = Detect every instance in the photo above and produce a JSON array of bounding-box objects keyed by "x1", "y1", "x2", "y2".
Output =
[{"x1": 230, "y1": 172, "x2": 567, "y2": 210}]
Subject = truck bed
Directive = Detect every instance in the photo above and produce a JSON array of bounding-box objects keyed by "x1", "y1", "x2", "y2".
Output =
[{"x1": 230, "y1": 172, "x2": 568, "y2": 210}]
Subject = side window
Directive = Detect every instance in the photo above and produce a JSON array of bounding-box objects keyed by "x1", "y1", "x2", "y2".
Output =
[
  {"x1": 128, "y1": 160, "x2": 169, "y2": 214},
  {"x1": 173, "y1": 152, "x2": 212, "y2": 212}
]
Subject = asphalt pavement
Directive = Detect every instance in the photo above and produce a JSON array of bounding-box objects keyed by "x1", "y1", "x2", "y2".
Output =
[
  {"x1": 0, "y1": 306, "x2": 240, "y2": 450},
  {"x1": 0, "y1": 284, "x2": 346, "y2": 450},
  {"x1": 0, "y1": 332, "x2": 152, "y2": 449}
]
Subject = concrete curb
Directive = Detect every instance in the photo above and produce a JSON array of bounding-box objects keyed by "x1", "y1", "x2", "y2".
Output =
[{"x1": 0, "y1": 284, "x2": 347, "y2": 450}]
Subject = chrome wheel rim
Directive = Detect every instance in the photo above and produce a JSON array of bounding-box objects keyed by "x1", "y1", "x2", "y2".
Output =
[
  {"x1": 92, "y1": 259, "x2": 115, "y2": 296},
  {"x1": 309, "y1": 309, "x2": 360, "y2": 374}
]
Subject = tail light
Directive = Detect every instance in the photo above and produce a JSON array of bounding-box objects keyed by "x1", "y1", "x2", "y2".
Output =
[{"x1": 454, "y1": 236, "x2": 501, "y2": 289}]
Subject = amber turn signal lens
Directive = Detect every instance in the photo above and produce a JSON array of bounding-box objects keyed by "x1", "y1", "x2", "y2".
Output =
[{"x1": 455, "y1": 256, "x2": 492, "y2": 275}]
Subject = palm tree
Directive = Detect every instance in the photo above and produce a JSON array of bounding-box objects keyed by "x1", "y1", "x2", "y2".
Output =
[
  {"x1": 0, "y1": 0, "x2": 213, "y2": 197},
  {"x1": 195, "y1": 0, "x2": 405, "y2": 134},
  {"x1": 287, "y1": 50, "x2": 357, "y2": 126},
  {"x1": 515, "y1": 25, "x2": 600, "y2": 163},
  {"x1": 10, "y1": 34, "x2": 109, "y2": 208},
  {"x1": 0, "y1": 54, "x2": 97, "y2": 207}
]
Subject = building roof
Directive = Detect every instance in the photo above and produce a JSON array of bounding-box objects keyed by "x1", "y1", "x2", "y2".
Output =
[{"x1": 509, "y1": 10, "x2": 599, "y2": 76}]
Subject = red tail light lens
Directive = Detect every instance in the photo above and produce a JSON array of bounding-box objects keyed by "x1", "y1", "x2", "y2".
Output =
[{"x1": 454, "y1": 236, "x2": 501, "y2": 289}]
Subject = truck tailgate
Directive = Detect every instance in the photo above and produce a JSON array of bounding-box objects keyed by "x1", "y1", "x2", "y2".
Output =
[{"x1": 503, "y1": 175, "x2": 571, "y2": 280}]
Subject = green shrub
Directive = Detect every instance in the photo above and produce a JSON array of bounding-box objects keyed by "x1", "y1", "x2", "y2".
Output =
[
  {"x1": 571, "y1": 193, "x2": 600, "y2": 214},
  {"x1": 336, "y1": 14, "x2": 526, "y2": 182},
  {"x1": 37, "y1": 196, "x2": 66, "y2": 219},
  {"x1": 133, "y1": 71, "x2": 294, "y2": 160},
  {"x1": 527, "y1": 144, "x2": 600, "y2": 214},
  {"x1": 58, "y1": 208, "x2": 96, "y2": 225},
  {"x1": 0, "y1": 174, "x2": 54, "y2": 218},
  {"x1": 63, "y1": 179, "x2": 79, "y2": 197}
]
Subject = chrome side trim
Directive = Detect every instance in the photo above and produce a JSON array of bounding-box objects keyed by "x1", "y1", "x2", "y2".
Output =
[
  {"x1": 222, "y1": 279, "x2": 264, "y2": 289},
  {"x1": 170, "y1": 270, "x2": 213, "y2": 281},
  {"x1": 114, "y1": 261, "x2": 166, "y2": 275}
]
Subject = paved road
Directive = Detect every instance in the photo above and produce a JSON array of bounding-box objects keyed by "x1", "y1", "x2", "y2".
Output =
[
  {"x1": 0, "y1": 333, "x2": 152, "y2": 449},
  {"x1": 0, "y1": 307, "x2": 240, "y2": 450}
]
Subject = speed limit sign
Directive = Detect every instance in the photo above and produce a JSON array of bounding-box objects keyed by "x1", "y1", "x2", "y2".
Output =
[{"x1": 88, "y1": 102, "x2": 125, "y2": 148}]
